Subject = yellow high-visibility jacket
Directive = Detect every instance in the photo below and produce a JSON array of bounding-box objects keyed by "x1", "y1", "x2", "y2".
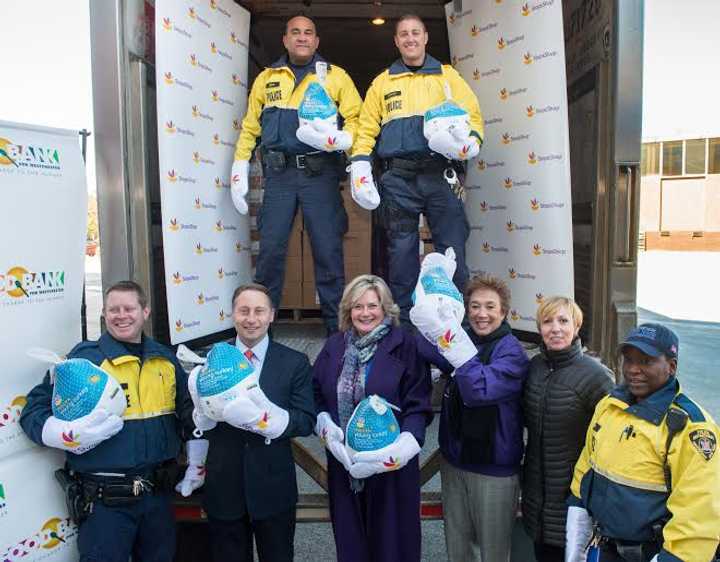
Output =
[
  {"x1": 351, "y1": 54, "x2": 483, "y2": 161},
  {"x1": 233, "y1": 54, "x2": 362, "y2": 161},
  {"x1": 569, "y1": 377, "x2": 720, "y2": 562}
]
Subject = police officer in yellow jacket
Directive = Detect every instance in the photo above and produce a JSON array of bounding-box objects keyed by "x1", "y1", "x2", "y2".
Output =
[
  {"x1": 230, "y1": 16, "x2": 362, "y2": 334},
  {"x1": 20, "y1": 281, "x2": 203, "y2": 562},
  {"x1": 350, "y1": 14, "x2": 483, "y2": 325},
  {"x1": 566, "y1": 323, "x2": 720, "y2": 562}
]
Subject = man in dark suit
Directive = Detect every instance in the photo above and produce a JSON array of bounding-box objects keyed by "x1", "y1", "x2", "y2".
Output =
[{"x1": 196, "y1": 283, "x2": 315, "y2": 562}]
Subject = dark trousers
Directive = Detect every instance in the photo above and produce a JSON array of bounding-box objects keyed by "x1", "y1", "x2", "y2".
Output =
[
  {"x1": 534, "y1": 541, "x2": 565, "y2": 562},
  {"x1": 208, "y1": 509, "x2": 296, "y2": 562},
  {"x1": 378, "y1": 168, "x2": 470, "y2": 325},
  {"x1": 77, "y1": 493, "x2": 175, "y2": 562},
  {"x1": 255, "y1": 164, "x2": 346, "y2": 332},
  {"x1": 594, "y1": 541, "x2": 660, "y2": 562}
]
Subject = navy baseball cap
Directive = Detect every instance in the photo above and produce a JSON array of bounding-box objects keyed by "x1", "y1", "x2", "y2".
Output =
[{"x1": 620, "y1": 323, "x2": 679, "y2": 359}]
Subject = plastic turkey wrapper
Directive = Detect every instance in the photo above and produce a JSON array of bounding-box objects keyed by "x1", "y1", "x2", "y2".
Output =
[
  {"x1": 345, "y1": 394, "x2": 400, "y2": 456},
  {"x1": 196, "y1": 342, "x2": 258, "y2": 421}
]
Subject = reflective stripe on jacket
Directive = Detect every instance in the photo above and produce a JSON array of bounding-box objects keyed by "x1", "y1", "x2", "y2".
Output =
[
  {"x1": 233, "y1": 54, "x2": 362, "y2": 161},
  {"x1": 352, "y1": 54, "x2": 484, "y2": 161},
  {"x1": 569, "y1": 377, "x2": 720, "y2": 562}
]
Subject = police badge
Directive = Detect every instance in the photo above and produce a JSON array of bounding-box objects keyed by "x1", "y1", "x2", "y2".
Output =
[{"x1": 689, "y1": 429, "x2": 717, "y2": 461}]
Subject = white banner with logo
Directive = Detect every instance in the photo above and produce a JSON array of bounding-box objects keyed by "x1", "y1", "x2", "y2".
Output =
[
  {"x1": 0, "y1": 121, "x2": 87, "y2": 559},
  {"x1": 155, "y1": 0, "x2": 251, "y2": 344},
  {"x1": 446, "y1": 0, "x2": 574, "y2": 332}
]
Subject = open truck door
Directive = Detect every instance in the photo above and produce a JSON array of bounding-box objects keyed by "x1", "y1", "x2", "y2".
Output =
[{"x1": 88, "y1": 2, "x2": 644, "y2": 556}]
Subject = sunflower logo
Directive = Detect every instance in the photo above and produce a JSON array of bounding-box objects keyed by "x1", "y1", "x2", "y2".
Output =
[
  {"x1": 501, "y1": 133, "x2": 511, "y2": 145},
  {"x1": 528, "y1": 151, "x2": 538, "y2": 165},
  {"x1": 211, "y1": 90, "x2": 219, "y2": 102},
  {"x1": 508, "y1": 268, "x2": 517, "y2": 279},
  {"x1": 530, "y1": 198, "x2": 540, "y2": 211},
  {"x1": 195, "y1": 243, "x2": 204, "y2": 255},
  {"x1": 192, "y1": 151, "x2": 200, "y2": 164},
  {"x1": 497, "y1": 37, "x2": 506, "y2": 50},
  {"x1": 503, "y1": 177, "x2": 513, "y2": 189},
  {"x1": 188, "y1": 7, "x2": 197, "y2": 19},
  {"x1": 215, "y1": 220, "x2": 224, "y2": 232},
  {"x1": 164, "y1": 72, "x2": 174, "y2": 85},
  {"x1": 175, "y1": 320, "x2": 184, "y2": 332},
  {"x1": 523, "y1": 52, "x2": 533, "y2": 65},
  {"x1": 499, "y1": 88, "x2": 508, "y2": 100},
  {"x1": 532, "y1": 244, "x2": 542, "y2": 256},
  {"x1": 169, "y1": 218, "x2": 179, "y2": 232},
  {"x1": 173, "y1": 272, "x2": 182, "y2": 284},
  {"x1": 217, "y1": 267, "x2": 224, "y2": 279},
  {"x1": 167, "y1": 169, "x2": 178, "y2": 182},
  {"x1": 190, "y1": 54, "x2": 198, "y2": 66},
  {"x1": 194, "y1": 197, "x2": 202, "y2": 209},
  {"x1": 473, "y1": 69, "x2": 480, "y2": 80},
  {"x1": 506, "y1": 220, "x2": 515, "y2": 232},
  {"x1": 197, "y1": 293, "x2": 205, "y2": 305},
  {"x1": 165, "y1": 120, "x2": 176, "y2": 133},
  {"x1": 526, "y1": 105, "x2": 535, "y2": 117},
  {"x1": 162, "y1": 17, "x2": 172, "y2": 31},
  {"x1": 510, "y1": 309, "x2": 520, "y2": 321},
  {"x1": 535, "y1": 293, "x2": 544, "y2": 304},
  {"x1": 210, "y1": 42, "x2": 218, "y2": 54},
  {"x1": 482, "y1": 242, "x2": 491, "y2": 253},
  {"x1": 477, "y1": 159, "x2": 486, "y2": 171},
  {"x1": 480, "y1": 201, "x2": 489, "y2": 212},
  {"x1": 232, "y1": 119, "x2": 241, "y2": 131},
  {"x1": 521, "y1": 3, "x2": 530, "y2": 16},
  {"x1": 470, "y1": 25, "x2": 480, "y2": 37}
]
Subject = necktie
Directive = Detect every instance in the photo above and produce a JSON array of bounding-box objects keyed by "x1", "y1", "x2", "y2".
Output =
[{"x1": 244, "y1": 349, "x2": 255, "y2": 363}]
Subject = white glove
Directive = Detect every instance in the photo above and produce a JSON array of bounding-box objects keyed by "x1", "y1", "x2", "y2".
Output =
[
  {"x1": 230, "y1": 160, "x2": 249, "y2": 215},
  {"x1": 296, "y1": 119, "x2": 352, "y2": 152},
  {"x1": 315, "y1": 412, "x2": 353, "y2": 472},
  {"x1": 410, "y1": 300, "x2": 477, "y2": 369},
  {"x1": 428, "y1": 127, "x2": 480, "y2": 161},
  {"x1": 187, "y1": 364, "x2": 217, "y2": 436},
  {"x1": 41, "y1": 408, "x2": 123, "y2": 454},
  {"x1": 349, "y1": 431, "x2": 421, "y2": 479},
  {"x1": 415, "y1": 248, "x2": 465, "y2": 323},
  {"x1": 175, "y1": 439, "x2": 208, "y2": 497},
  {"x1": 350, "y1": 160, "x2": 380, "y2": 210},
  {"x1": 223, "y1": 386, "x2": 289, "y2": 441},
  {"x1": 565, "y1": 506, "x2": 593, "y2": 562}
]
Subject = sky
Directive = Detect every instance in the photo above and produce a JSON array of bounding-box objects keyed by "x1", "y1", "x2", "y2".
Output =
[
  {"x1": 0, "y1": 0, "x2": 718, "y2": 190},
  {"x1": 642, "y1": 0, "x2": 720, "y2": 140}
]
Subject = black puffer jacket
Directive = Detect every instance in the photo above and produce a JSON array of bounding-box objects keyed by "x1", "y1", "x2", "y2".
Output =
[{"x1": 521, "y1": 339, "x2": 614, "y2": 547}]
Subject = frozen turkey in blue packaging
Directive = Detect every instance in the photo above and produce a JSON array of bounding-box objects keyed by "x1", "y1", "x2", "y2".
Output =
[
  {"x1": 196, "y1": 342, "x2": 258, "y2": 421},
  {"x1": 297, "y1": 81, "x2": 338, "y2": 124},
  {"x1": 27, "y1": 348, "x2": 127, "y2": 421},
  {"x1": 345, "y1": 395, "x2": 401, "y2": 455}
]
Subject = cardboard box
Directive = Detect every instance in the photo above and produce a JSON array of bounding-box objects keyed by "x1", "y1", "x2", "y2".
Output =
[
  {"x1": 341, "y1": 187, "x2": 371, "y2": 233},
  {"x1": 301, "y1": 281, "x2": 321, "y2": 309},
  {"x1": 280, "y1": 282, "x2": 302, "y2": 308}
]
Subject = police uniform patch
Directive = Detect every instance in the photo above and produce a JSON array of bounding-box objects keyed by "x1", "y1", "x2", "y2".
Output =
[{"x1": 689, "y1": 429, "x2": 716, "y2": 461}]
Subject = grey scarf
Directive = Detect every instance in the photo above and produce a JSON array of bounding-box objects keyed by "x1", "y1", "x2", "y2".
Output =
[{"x1": 337, "y1": 318, "x2": 392, "y2": 433}]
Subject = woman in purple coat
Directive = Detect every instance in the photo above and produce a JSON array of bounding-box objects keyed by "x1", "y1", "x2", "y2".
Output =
[
  {"x1": 313, "y1": 274, "x2": 433, "y2": 562},
  {"x1": 412, "y1": 274, "x2": 530, "y2": 562}
]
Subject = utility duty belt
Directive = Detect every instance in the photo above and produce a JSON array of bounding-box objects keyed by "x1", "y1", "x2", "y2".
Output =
[
  {"x1": 54, "y1": 461, "x2": 180, "y2": 524},
  {"x1": 382, "y1": 156, "x2": 463, "y2": 177},
  {"x1": 263, "y1": 149, "x2": 339, "y2": 175}
]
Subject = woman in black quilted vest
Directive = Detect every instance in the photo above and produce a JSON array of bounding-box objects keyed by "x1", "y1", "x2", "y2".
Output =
[{"x1": 521, "y1": 297, "x2": 614, "y2": 562}]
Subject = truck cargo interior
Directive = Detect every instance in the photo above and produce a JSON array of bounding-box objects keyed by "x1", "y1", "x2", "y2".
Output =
[{"x1": 90, "y1": 0, "x2": 643, "y2": 366}]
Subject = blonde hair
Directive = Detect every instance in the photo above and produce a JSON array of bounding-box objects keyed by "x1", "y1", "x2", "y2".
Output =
[
  {"x1": 339, "y1": 275, "x2": 400, "y2": 332},
  {"x1": 535, "y1": 296, "x2": 583, "y2": 331}
]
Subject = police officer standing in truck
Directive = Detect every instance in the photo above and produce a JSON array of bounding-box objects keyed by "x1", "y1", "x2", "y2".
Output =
[
  {"x1": 350, "y1": 14, "x2": 484, "y2": 326},
  {"x1": 229, "y1": 15, "x2": 362, "y2": 335}
]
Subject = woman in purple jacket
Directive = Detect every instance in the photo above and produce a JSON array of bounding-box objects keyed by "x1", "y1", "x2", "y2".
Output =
[
  {"x1": 412, "y1": 274, "x2": 530, "y2": 562},
  {"x1": 313, "y1": 274, "x2": 432, "y2": 562}
]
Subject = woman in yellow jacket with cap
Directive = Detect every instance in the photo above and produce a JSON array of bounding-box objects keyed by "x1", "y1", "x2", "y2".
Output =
[{"x1": 566, "y1": 323, "x2": 720, "y2": 562}]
